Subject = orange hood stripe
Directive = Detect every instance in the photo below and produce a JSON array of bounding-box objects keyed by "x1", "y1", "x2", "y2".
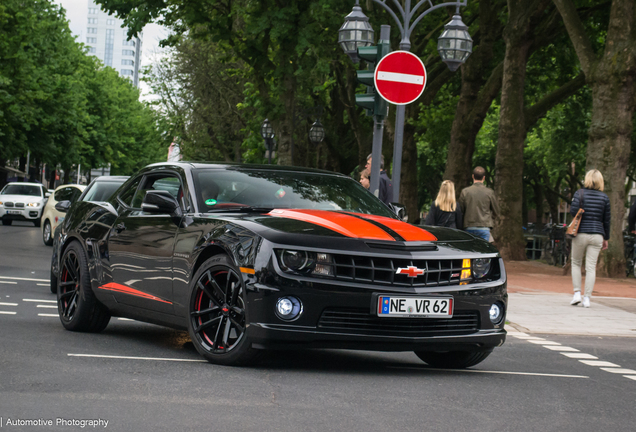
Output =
[
  {"x1": 357, "y1": 214, "x2": 437, "y2": 241},
  {"x1": 268, "y1": 209, "x2": 395, "y2": 241},
  {"x1": 99, "y1": 282, "x2": 172, "y2": 304}
]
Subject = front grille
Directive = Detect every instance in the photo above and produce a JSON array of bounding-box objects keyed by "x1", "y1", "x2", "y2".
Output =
[
  {"x1": 4, "y1": 202, "x2": 14, "y2": 208},
  {"x1": 15, "y1": 203, "x2": 24, "y2": 208},
  {"x1": 331, "y1": 255, "x2": 465, "y2": 287},
  {"x1": 318, "y1": 308, "x2": 480, "y2": 337}
]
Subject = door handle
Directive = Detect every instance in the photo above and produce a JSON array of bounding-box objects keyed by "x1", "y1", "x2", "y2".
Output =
[{"x1": 115, "y1": 223, "x2": 126, "y2": 233}]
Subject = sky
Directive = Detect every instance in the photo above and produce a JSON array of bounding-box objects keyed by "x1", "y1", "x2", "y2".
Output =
[{"x1": 52, "y1": 0, "x2": 168, "y2": 99}]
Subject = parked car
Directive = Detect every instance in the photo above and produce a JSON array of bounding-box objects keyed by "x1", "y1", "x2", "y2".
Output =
[
  {"x1": 41, "y1": 184, "x2": 86, "y2": 245},
  {"x1": 50, "y1": 176, "x2": 128, "y2": 291},
  {"x1": 51, "y1": 163, "x2": 506, "y2": 368},
  {"x1": 0, "y1": 182, "x2": 49, "y2": 226}
]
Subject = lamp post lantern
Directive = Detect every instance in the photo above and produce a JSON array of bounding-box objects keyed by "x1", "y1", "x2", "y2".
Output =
[
  {"x1": 308, "y1": 120, "x2": 325, "y2": 144},
  {"x1": 340, "y1": 1, "x2": 470, "y2": 202},
  {"x1": 260, "y1": 118, "x2": 275, "y2": 164},
  {"x1": 338, "y1": 0, "x2": 375, "y2": 63}
]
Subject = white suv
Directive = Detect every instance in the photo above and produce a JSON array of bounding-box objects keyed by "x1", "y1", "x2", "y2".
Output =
[{"x1": 0, "y1": 182, "x2": 49, "y2": 227}]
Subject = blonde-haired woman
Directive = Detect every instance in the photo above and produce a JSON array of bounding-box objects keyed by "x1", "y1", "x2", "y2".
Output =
[
  {"x1": 424, "y1": 180, "x2": 463, "y2": 229},
  {"x1": 570, "y1": 169, "x2": 611, "y2": 308}
]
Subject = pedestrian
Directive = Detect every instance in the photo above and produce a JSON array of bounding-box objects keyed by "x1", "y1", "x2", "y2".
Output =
[
  {"x1": 360, "y1": 172, "x2": 370, "y2": 190},
  {"x1": 424, "y1": 180, "x2": 463, "y2": 229},
  {"x1": 363, "y1": 153, "x2": 393, "y2": 204},
  {"x1": 569, "y1": 169, "x2": 610, "y2": 308},
  {"x1": 628, "y1": 198, "x2": 636, "y2": 234},
  {"x1": 458, "y1": 166, "x2": 500, "y2": 241}
]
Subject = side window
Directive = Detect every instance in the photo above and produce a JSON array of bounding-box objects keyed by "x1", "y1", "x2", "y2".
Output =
[
  {"x1": 54, "y1": 187, "x2": 72, "y2": 202},
  {"x1": 118, "y1": 177, "x2": 142, "y2": 207},
  {"x1": 69, "y1": 188, "x2": 83, "y2": 203},
  {"x1": 131, "y1": 173, "x2": 183, "y2": 209}
]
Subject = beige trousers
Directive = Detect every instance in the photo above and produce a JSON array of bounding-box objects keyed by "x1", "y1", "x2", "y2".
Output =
[{"x1": 571, "y1": 233, "x2": 603, "y2": 297}]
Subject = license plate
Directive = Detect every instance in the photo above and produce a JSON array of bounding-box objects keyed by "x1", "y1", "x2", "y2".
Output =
[
  {"x1": 377, "y1": 296, "x2": 453, "y2": 318},
  {"x1": 7, "y1": 210, "x2": 21, "y2": 215}
]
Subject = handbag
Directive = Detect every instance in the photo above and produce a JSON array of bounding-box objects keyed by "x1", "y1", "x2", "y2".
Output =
[{"x1": 566, "y1": 189, "x2": 584, "y2": 239}]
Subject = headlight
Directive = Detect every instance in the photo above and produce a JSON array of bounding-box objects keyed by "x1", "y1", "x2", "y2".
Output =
[
  {"x1": 472, "y1": 258, "x2": 492, "y2": 279},
  {"x1": 0, "y1": 201, "x2": 3, "y2": 206},
  {"x1": 278, "y1": 250, "x2": 334, "y2": 276},
  {"x1": 27, "y1": 202, "x2": 40, "y2": 207}
]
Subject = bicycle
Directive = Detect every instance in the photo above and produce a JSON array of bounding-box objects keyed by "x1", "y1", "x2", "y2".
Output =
[
  {"x1": 542, "y1": 224, "x2": 570, "y2": 268},
  {"x1": 624, "y1": 230, "x2": 636, "y2": 277}
]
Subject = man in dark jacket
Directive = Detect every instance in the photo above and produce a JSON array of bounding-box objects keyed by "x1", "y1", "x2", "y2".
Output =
[
  {"x1": 364, "y1": 154, "x2": 393, "y2": 205},
  {"x1": 458, "y1": 166, "x2": 500, "y2": 241}
]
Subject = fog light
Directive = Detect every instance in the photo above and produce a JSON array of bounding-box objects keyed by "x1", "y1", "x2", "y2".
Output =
[
  {"x1": 489, "y1": 303, "x2": 503, "y2": 323},
  {"x1": 275, "y1": 296, "x2": 303, "y2": 321}
]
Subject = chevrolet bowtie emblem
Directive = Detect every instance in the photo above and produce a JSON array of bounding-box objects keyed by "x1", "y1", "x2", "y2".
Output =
[{"x1": 396, "y1": 266, "x2": 425, "y2": 278}]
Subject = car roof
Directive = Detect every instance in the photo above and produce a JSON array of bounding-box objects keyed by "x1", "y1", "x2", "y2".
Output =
[
  {"x1": 144, "y1": 162, "x2": 348, "y2": 177},
  {"x1": 3, "y1": 182, "x2": 44, "y2": 187},
  {"x1": 91, "y1": 176, "x2": 129, "y2": 182},
  {"x1": 54, "y1": 184, "x2": 86, "y2": 190}
]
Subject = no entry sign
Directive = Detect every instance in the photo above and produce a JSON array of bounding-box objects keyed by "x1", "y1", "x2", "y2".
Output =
[{"x1": 374, "y1": 51, "x2": 427, "y2": 105}]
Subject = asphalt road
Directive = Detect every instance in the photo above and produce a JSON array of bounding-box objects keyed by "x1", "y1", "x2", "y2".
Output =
[{"x1": 1, "y1": 221, "x2": 635, "y2": 432}]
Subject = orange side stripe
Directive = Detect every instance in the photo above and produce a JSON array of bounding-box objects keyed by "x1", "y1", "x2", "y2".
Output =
[
  {"x1": 240, "y1": 267, "x2": 255, "y2": 274},
  {"x1": 99, "y1": 282, "x2": 172, "y2": 304},
  {"x1": 353, "y1": 213, "x2": 438, "y2": 241},
  {"x1": 268, "y1": 209, "x2": 395, "y2": 241}
]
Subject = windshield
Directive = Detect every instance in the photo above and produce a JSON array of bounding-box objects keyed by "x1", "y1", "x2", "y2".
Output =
[
  {"x1": 193, "y1": 168, "x2": 395, "y2": 218},
  {"x1": 0, "y1": 184, "x2": 42, "y2": 197},
  {"x1": 82, "y1": 180, "x2": 126, "y2": 202}
]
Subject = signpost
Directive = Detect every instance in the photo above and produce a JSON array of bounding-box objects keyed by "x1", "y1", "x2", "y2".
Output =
[{"x1": 375, "y1": 51, "x2": 427, "y2": 105}]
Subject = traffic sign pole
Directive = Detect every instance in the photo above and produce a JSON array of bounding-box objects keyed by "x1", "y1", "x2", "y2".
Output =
[{"x1": 369, "y1": 25, "x2": 390, "y2": 199}]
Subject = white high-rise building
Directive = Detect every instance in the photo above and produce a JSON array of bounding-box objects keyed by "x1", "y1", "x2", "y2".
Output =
[{"x1": 85, "y1": 1, "x2": 143, "y2": 87}]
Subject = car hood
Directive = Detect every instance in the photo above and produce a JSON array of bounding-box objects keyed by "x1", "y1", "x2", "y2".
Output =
[
  {"x1": 202, "y1": 209, "x2": 477, "y2": 242},
  {"x1": 0, "y1": 194, "x2": 45, "y2": 202}
]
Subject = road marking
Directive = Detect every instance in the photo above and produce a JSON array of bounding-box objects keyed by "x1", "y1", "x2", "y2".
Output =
[
  {"x1": 37, "y1": 283, "x2": 49, "y2": 287},
  {"x1": 388, "y1": 366, "x2": 588, "y2": 379},
  {"x1": 68, "y1": 354, "x2": 207, "y2": 363},
  {"x1": 579, "y1": 360, "x2": 620, "y2": 367},
  {"x1": 0, "y1": 276, "x2": 49, "y2": 282},
  {"x1": 0, "y1": 311, "x2": 17, "y2": 315},
  {"x1": 23, "y1": 299, "x2": 56, "y2": 303},
  {"x1": 600, "y1": 368, "x2": 636, "y2": 374},
  {"x1": 38, "y1": 313, "x2": 58, "y2": 317},
  {"x1": 36, "y1": 305, "x2": 57, "y2": 309},
  {"x1": 544, "y1": 346, "x2": 579, "y2": 352},
  {"x1": 528, "y1": 340, "x2": 561, "y2": 345},
  {"x1": 0, "y1": 302, "x2": 18, "y2": 306},
  {"x1": 561, "y1": 353, "x2": 598, "y2": 359},
  {"x1": 0, "y1": 281, "x2": 18, "y2": 284},
  {"x1": 625, "y1": 375, "x2": 636, "y2": 381}
]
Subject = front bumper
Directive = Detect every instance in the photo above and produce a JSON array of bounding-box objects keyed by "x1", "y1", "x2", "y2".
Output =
[{"x1": 0, "y1": 208, "x2": 42, "y2": 221}]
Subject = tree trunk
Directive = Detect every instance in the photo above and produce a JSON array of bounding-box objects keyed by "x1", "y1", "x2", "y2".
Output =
[{"x1": 277, "y1": 74, "x2": 296, "y2": 166}]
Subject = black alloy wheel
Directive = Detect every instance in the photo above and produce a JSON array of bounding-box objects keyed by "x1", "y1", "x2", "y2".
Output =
[
  {"x1": 43, "y1": 220, "x2": 53, "y2": 246},
  {"x1": 415, "y1": 350, "x2": 492, "y2": 369},
  {"x1": 57, "y1": 241, "x2": 110, "y2": 332},
  {"x1": 188, "y1": 255, "x2": 261, "y2": 366}
]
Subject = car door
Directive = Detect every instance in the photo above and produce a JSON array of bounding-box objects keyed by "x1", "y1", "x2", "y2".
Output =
[{"x1": 106, "y1": 171, "x2": 188, "y2": 314}]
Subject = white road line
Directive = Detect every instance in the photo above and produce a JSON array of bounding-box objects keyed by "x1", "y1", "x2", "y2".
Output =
[
  {"x1": 561, "y1": 353, "x2": 598, "y2": 359},
  {"x1": 0, "y1": 311, "x2": 17, "y2": 315},
  {"x1": 0, "y1": 276, "x2": 49, "y2": 282},
  {"x1": 579, "y1": 360, "x2": 620, "y2": 367},
  {"x1": 38, "y1": 314, "x2": 58, "y2": 317},
  {"x1": 0, "y1": 302, "x2": 18, "y2": 306},
  {"x1": 68, "y1": 354, "x2": 207, "y2": 363},
  {"x1": 388, "y1": 366, "x2": 588, "y2": 379},
  {"x1": 544, "y1": 346, "x2": 579, "y2": 352},
  {"x1": 528, "y1": 340, "x2": 561, "y2": 345},
  {"x1": 624, "y1": 375, "x2": 636, "y2": 381},
  {"x1": 507, "y1": 332, "x2": 529, "y2": 337},
  {"x1": 376, "y1": 71, "x2": 424, "y2": 85},
  {"x1": 600, "y1": 367, "x2": 636, "y2": 374},
  {"x1": 23, "y1": 299, "x2": 56, "y2": 303},
  {"x1": 36, "y1": 305, "x2": 57, "y2": 309},
  {"x1": 36, "y1": 283, "x2": 49, "y2": 287},
  {"x1": 0, "y1": 281, "x2": 17, "y2": 285}
]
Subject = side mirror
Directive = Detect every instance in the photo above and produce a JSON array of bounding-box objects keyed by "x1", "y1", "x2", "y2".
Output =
[
  {"x1": 45, "y1": 191, "x2": 52, "y2": 197},
  {"x1": 55, "y1": 200, "x2": 71, "y2": 213},
  {"x1": 388, "y1": 202, "x2": 408, "y2": 222},
  {"x1": 142, "y1": 190, "x2": 182, "y2": 218}
]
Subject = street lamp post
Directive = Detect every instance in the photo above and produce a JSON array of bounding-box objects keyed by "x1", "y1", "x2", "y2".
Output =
[
  {"x1": 340, "y1": 0, "x2": 471, "y2": 202},
  {"x1": 260, "y1": 118, "x2": 275, "y2": 164}
]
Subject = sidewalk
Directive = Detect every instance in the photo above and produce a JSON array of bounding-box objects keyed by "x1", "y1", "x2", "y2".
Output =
[{"x1": 504, "y1": 260, "x2": 636, "y2": 337}]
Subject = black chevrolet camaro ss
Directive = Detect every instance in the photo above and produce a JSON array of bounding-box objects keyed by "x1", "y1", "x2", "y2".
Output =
[{"x1": 51, "y1": 162, "x2": 507, "y2": 367}]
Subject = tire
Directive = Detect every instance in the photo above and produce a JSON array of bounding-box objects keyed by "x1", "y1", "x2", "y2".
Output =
[
  {"x1": 415, "y1": 350, "x2": 492, "y2": 369},
  {"x1": 50, "y1": 269, "x2": 58, "y2": 294},
  {"x1": 42, "y1": 220, "x2": 53, "y2": 246},
  {"x1": 187, "y1": 255, "x2": 261, "y2": 366},
  {"x1": 2, "y1": 219, "x2": 12, "y2": 226},
  {"x1": 633, "y1": 261, "x2": 636, "y2": 279},
  {"x1": 34, "y1": 218, "x2": 41, "y2": 228},
  {"x1": 57, "y1": 241, "x2": 110, "y2": 332}
]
